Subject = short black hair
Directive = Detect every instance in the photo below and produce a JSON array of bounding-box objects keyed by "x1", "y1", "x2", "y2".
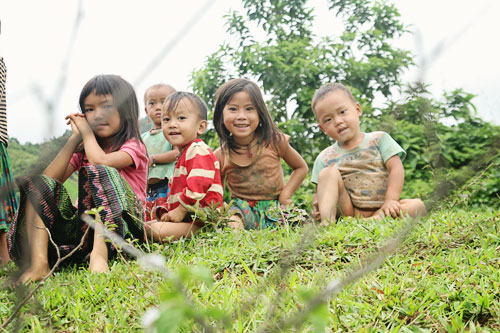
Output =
[
  {"x1": 311, "y1": 83, "x2": 356, "y2": 115},
  {"x1": 143, "y1": 83, "x2": 176, "y2": 104},
  {"x1": 163, "y1": 91, "x2": 208, "y2": 120}
]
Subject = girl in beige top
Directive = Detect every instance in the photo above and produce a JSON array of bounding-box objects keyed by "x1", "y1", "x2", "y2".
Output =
[{"x1": 213, "y1": 78, "x2": 308, "y2": 229}]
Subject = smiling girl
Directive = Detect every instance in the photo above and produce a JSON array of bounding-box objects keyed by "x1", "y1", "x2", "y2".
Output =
[{"x1": 213, "y1": 78, "x2": 308, "y2": 230}]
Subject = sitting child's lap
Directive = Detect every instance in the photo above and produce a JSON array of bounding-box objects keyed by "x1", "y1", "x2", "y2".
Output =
[
  {"x1": 229, "y1": 198, "x2": 282, "y2": 230},
  {"x1": 8, "y1": 165, "x2": 144, "y2": 266}
]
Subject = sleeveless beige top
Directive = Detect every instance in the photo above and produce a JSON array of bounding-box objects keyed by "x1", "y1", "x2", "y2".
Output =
[{"x1": 217, "y1": 134, "x2": 290, "y2": 201}]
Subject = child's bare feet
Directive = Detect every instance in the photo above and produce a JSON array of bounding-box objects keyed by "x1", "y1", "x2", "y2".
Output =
[
  {"x1": 89, "y1": 253, "x2": 109, "y2": 273},
  {"x1": 228, "y1": 215, "x2": 244, "y2": 230}
]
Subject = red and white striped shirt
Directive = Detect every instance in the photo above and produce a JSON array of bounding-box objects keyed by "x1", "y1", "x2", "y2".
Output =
[{"x1": 165, "y1": 139, "x2": 223, "y2": 214}]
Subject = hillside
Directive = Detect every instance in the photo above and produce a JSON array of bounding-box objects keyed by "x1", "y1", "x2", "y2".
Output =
[{"x1": 1, "y1": 207, "x2": 498, "y2": 331}]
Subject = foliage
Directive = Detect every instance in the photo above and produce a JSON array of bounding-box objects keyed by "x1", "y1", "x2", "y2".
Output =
[
  {"x1": 191, "y1": 0, "x2": 413, "y2": 162},
  {"x1": 375, "y1": 83, "x2": 500, "y2": 205},
  {"x1": 2, "y1": 208, "x2": 499, "y2": 331},
  {"x1": 7, "y1": 131, "x2": 72, "y2": 180},
  {"x1": 7, "y1": 138, "x2": 40, "y2": 179},
  {"x1": 190, "y1": 0, "x2": 499, "y2": 206}
]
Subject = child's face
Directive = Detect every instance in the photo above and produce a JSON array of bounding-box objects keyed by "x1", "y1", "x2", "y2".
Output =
[
  {"x1": 145, "y1": 86, "x2": 174, "y2": 127},
  {"x1": 222, "y1": 91, "x2": 259, "y2": 145},
  {"x1": 83, "y1": 91, "x2": 121, "y2": 140},
  {"x1": 162, "y1": 97, "x2": 207, "y2": 150},
  {"x1": 314, "y1": 90, "x2": 363, "y2": 148}
]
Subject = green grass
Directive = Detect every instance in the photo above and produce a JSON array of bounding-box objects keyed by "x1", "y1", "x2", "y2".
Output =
[{"x1": 1, "y1": 207, "x2": 499, "y2": 331}]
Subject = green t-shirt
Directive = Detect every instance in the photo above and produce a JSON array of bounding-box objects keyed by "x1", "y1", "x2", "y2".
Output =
[
  {"x1": 311, "y1": 131, "x2": 406, "y2": 209},
  {"x1": 141, "y1": 129, "x2": 175, "y2": 181}
]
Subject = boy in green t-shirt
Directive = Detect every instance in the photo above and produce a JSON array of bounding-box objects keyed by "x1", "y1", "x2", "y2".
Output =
[
  {"x1": 311, "y1": 83, "x2": 426, "y2": 225},
  {"x1": 142, "y1": 83, "x2": 179, "y2": 221}
]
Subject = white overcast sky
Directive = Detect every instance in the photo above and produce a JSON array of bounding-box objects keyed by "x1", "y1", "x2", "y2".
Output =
[{"x1": 1, "y1": 0, "x2": 498, "y2": 144}]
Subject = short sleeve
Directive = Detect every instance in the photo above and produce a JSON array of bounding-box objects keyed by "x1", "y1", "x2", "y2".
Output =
[
  {"x1": 119, "y1": 139, "x2": 148, "y2": 170},
  {"x1": 69, "y1": 152, "x2": 83, "y2": 171},
  {"x1": 311, "y1": 154, "x2": 326, "y2": 185},
  {"x1": 276, "y1": 133, "x2": 291, "y2": 158},
  {"x1": 378, "y1": 132, "x2": 406, "y2": 163}
]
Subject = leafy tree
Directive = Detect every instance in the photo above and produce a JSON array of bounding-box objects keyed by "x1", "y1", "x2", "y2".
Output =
[
  {"x1": 192, "y1": 0, "x2": 413, "y2": 162},
  {"x1": 373, "y1": 84, "x2": 500, "y2": 204},
  {"x1": 192, "y1": 0, "x2": 500, "y2": 206},
  {"x1": 8, "y1": 131, "x2": 71, "y2": 179}
]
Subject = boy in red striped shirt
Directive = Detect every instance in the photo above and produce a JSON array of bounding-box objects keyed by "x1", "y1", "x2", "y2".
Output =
[{"x1": 145, "y1": 92, "x2": 223, "y2": 241}]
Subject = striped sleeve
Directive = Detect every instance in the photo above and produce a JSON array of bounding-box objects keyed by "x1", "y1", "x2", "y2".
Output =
[
  {"x1": 178, "y1": 142, "x2": 220, "y2": 206},
  {"x1": 0, "y1": 57, "x2": 8, "y2": 145}
]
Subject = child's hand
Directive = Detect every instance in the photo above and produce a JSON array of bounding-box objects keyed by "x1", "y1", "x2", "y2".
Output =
[
  {"x1": 380, "y1": 199, "x2": 402, "y2": 218},
  {"x1": 278, "y1": 191, "x2": 292, "y2": 206},
  {"x1": 165, "y1": 206, "x2": 187, "y2": 223},
  {"x1": 65, "y1": 113, "x2": 83, "y2": 141},
  {"x1": 68, "y1": 113, "x2": 93, "y2": 138}
]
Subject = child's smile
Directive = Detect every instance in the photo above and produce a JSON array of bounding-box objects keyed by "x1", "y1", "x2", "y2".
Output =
[
  {"x1": 162, "y1": 97, "x2": 206, "y2": 151},
  {"x1": 222, "y1": 91, "x2": 259, "y2": 145}
]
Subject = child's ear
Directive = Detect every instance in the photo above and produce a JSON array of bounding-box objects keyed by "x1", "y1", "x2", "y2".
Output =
[
  {"x1": 356, "y1": 102, "x2": 362, "y2": 117},
  {"x1": 197, "y1": 119, "x2": 208, "y2": 135},
  {"x1": 318, "y1": 123, "x2": 326, "y2": 133}
]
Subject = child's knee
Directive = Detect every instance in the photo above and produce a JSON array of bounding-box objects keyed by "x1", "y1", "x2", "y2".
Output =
[
  {"x1": 402, "y1": 198, "x2": 426, "y2": 217},
  {"x1": 414, "y1": 198, "x2": 427, "y2": 215},
  {"x1": 318, "y1": 166, "x2": 341, "y2": 183}
]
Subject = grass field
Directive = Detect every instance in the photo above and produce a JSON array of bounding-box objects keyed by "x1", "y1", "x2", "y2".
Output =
[{"x1": 1, "y1": 207, "x2": 499, "y2": 331}]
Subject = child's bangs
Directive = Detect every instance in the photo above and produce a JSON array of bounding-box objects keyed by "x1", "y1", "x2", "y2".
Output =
[
  {"x1": 79, "y1": 75, "x2": 130, "y2": 111},
  {"x1": 163, "y1": 94, "x2": 183, "y2": 114}
]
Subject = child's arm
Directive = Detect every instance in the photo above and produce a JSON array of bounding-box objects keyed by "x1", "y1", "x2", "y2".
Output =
[
  {"x1": 279, "y1": 141, "x2": 308, "y2": 205},
  {"x1": 69, "y1": 114, "x2": 134, "y2": 169},
  {"x1": 164, "y1": 144, "x2": 220, "y2": 222},
  {"x1": 380, "y1": 155, "x2": 405, "y2": 217},
  {"x1": 43, "y1": 115, "x2": 80, "y2": 182},
  {"x1": 148, "y1": 147, "x2": 179, "y2": 167}
]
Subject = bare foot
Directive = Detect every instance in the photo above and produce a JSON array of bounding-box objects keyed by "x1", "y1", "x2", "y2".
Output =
[
  {"x1": 228, "y1": 221, "x2": 244, "y2": 230},
  {"x1": 89, "y1": 253, "x2": 109, "y2": 273},
  {"x1": 17, "y1": 264, "x2": 50, "y2": 284},
  {"x1": 362, "y1": 214, "x2": 384, "y2": 221}
]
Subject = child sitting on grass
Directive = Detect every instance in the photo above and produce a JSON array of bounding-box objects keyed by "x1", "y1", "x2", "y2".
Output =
[
  {"x1": 145, "y1": 92, "x2": 223, "y2": 241},
  {"x1": 311, "y1": 83, "x2": 426, "y2": 225},
  {"x1": 8, "y1": 75, "x2": 147, "y2": 282},
  {"x1": 213, "y1": 78, "x2": 308, "y2": 229}
]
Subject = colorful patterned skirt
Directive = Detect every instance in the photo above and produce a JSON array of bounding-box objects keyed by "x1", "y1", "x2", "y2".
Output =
[
  {"x1": 229, "y1": 198, "x2": 284, "y2": 230},
  {"x1": 0, "y1": 142, "x2": 18, "y2": 233},
  {"x1": 7, "y1": 165, "x2": 144, "y2": 267}
]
